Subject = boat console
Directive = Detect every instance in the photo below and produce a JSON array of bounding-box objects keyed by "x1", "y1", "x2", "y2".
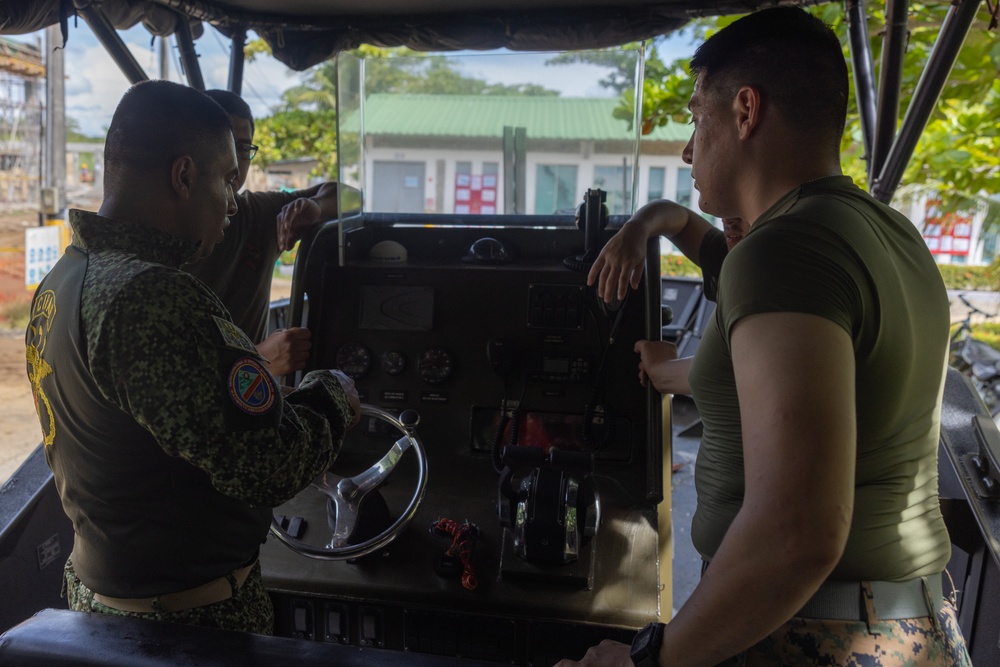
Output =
[{"x1": 261, "y1": 210, "x2": 666, "y2": 664}]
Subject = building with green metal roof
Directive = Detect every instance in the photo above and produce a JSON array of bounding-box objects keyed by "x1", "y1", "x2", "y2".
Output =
[
  {"x1": 356, "y1": 94, "x2": 689, "y2": 142},
  {"x1": 348, "y1": 94, "x2": 694, "y2": 215}
]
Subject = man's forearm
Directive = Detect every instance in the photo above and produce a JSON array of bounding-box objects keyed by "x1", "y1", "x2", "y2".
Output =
[
  {"x1": 660, "y1": 357, "x2": 693, "y2": 395},
  {"x1": 631, "y1": 200, "x2": 712, "y2": 263},
  {"x1": 305, "y1": 182, "x2": 339, "y2": 221},
  {"x1": 631, "y1": 200, "x2": 700, "y2": 239}
]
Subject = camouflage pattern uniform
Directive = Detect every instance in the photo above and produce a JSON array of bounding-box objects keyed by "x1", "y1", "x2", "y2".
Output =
[
  {"x1": 63, "y1": 558, "x2": 276, "y2": 634},
  {"x1": 711, "y1": 583, "x2": 971, "y2": 667},
  {"x1": 739, "y1": 602, "x2": 971, "y2": 666},
  {"x1": 26, "y1": 210, "x2": 353, "y2": 633}
]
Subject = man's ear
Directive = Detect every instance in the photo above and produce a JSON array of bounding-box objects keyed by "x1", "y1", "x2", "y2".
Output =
[
  {"x1": 733, "y1": 86, "x2": 763, "y2": 141},
  {"x1": 170, "y1": 155, "x2": 197, "y2": 199}
]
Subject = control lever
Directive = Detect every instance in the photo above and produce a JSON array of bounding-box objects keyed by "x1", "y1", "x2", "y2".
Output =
[
  {"x1": 563, "y1": 188, "x2": 609, "y2": 272},
  {"x1": 488, "y1": 338, "x2": 525, "y2": 472},
  {"x1": 496, "y1": 445, "x2": 600, "y2": 565}
]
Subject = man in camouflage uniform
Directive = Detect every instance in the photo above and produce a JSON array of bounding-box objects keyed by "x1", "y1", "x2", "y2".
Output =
[{"x1": 24, "y1": 80, "x2": 359, "y2": 634}]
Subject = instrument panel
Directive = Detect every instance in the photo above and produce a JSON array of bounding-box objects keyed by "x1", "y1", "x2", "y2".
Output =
[{"x1": 263, "y1": 218, "x2": 665, "y2": 663}]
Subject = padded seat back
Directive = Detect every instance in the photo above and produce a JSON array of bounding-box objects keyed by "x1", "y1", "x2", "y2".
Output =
[{"x1": 0, "y1": 608, "x2": 503, "y2": 666}]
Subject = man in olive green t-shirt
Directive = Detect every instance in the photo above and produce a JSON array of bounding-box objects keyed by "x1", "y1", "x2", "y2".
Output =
[
  {"x1": 185, "y1": 90, "x2": 340, "y2": 378},
  {"x1": 557, "y1": 8, "x2": 969, "y2": 667}
]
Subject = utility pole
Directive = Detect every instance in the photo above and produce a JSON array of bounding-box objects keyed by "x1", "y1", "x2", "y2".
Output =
[
  {"x1": 159, "y1": 35, "x2": 169, "y2": 79},
  {"x1": 42, "y1": 25, "x2": 65, "y2": 220}
]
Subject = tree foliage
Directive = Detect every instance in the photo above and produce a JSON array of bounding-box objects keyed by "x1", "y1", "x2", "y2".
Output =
[
  {"x1": 244, "y1": 43, "x2": 558, "y2": 179},
  {"x1": 253, "y1": 108, "x2": 338, "y2": 179},
  {"x1": 66, "y1": 117, "x2": 103, "y2": 143},
  {"x1": 245, "y1": 6, "x2": 999, "y2": 215},
  {"x1": 544, "y1": 44, "x2": 687, "y2": 133},
  {"x1": 619, "y1": 5, "x2": 1000, "y2": 214}
]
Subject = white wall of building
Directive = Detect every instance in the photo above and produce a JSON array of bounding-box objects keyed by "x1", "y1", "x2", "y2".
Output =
[{"x1": 362, "y1": 138, "x2": 691, "y2": 215}]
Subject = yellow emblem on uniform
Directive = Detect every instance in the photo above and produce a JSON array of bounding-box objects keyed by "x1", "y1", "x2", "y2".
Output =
[{"x1": 26, "y1": 290, "x2": 56, "y2": 447}]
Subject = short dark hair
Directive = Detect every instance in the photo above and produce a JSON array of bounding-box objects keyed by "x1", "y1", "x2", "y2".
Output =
[
  {"x1": 690, "y1": 7, "x2": 849, "y2": 152},
  {"x1": 104, "y1": 80, "x2": 232, "y2": 189},
  {"x1": 205, "y1": 89, "x2": 255, "y2": 135}
]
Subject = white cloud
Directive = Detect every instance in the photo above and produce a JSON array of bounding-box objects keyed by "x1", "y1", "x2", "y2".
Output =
[
  {"x1": 62, "y1": 40, "x2": 141, "y2": 135},
  {"x1": 458, "y1": 53, "x2": 618, "y2": 98},
  {"x1": 34, "y1": 23, "x2": 303, "y2": 136},
  {"x1": 20, "y1": 24, "x2": 695, "y2": 137}
]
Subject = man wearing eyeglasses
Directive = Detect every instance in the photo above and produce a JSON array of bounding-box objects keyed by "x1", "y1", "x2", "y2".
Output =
[
  {"x1": 26, "y1": 80, "x2": 360, "y2": 635},
  {"x1": 185, "y1": 90, "x2": 341, "y2": 379}
]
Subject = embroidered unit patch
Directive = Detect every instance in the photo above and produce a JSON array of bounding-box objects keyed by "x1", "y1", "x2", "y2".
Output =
[
  {"x1": 26, "y1": 290, "x2": 57, "y2": 446},
  {"x1": 214, "y1": 315, "x2": 258, "y2": 355},
  {"x1": 228, "y1": 358, "x2": 276, "y2": 415}
]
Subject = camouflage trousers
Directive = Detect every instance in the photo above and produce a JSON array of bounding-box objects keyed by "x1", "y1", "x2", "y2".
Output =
[
  {"x1": 719, "y1": 600, "x2": 971, "y2": 666},
  {"x1": 63, "y1": 555, "x2": 274, "y2": 634}
]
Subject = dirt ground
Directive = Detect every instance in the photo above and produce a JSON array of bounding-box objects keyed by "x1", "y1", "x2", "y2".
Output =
[
  {"x1": 0, "y1": 204, "x2": 47, "y2": 484},
  {"x1": 0, "y1": 329, "x2": 37, "y2": 485},
  {"x1": 0, "y1": 200, "x2": 292, "y2": 485}
]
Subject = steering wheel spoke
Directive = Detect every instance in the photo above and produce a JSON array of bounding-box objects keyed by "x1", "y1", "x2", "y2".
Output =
[{"x1": 271, "y1": 404, "x2": 428, "y2": 560}]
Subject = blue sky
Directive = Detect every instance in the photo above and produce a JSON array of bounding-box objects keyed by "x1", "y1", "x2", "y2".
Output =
[{"x1": 8, "y1": 22, "x2": 700, "y2": 137}]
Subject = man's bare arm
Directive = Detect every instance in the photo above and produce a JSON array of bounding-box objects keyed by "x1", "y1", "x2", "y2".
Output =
[
  {"x1": 588, "y1": 200, "x2": 716, "y2": 302},
  {"x1": 276, "y1": 182, "x2": 340, "y2": 251},
  {"x1": 655, "y1": 312, "x2": 856, "y2": 665},
  {"x1": 634, "y1": 340, "x2": 692, "y2": 395}
]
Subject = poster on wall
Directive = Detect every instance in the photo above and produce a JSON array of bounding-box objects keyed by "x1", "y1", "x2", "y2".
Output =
[
  {"x1": 25, "y1": 225, "x2": 64, "y2": 288},
  {"x1": 922, "y1": 199, "x2": 972, "y2": 257},
  {"x1": 454, "y1": 173, "x2": 497, "y2": 215}
]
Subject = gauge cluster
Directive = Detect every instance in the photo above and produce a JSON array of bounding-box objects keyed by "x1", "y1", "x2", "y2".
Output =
[{"x1": 335, "y1": 342, "x2": 454, "y2": 386}]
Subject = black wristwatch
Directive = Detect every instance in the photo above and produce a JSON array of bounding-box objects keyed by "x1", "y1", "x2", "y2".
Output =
[{"x1": 629, "y1": 621, "x2": 665, "y2": 667}]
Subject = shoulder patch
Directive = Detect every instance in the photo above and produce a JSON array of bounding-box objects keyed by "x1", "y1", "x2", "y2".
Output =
[
  {"x1": 213, "y1": 315, "x2": 259, "y2": 355},
  {"x1": 228, "y1": 357, "x2": 277, "y2": 415}
]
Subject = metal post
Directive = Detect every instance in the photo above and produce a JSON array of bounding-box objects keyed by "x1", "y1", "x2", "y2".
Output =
[
  {"x1": 77, "y1": 4, "x2": 148, "y2": 84},
  {"x1": 844, "y1": 0, "x2": 878, "y2": 177},
  {"x1": 869, "y1": 0, "x2": 909, "y2": 180},
  {"x1": 503, "y1": 126, "x2": 515, "y2": 214},
  {"x1": 228, "y1": 29, "x2": 247, "y2": 95},
  {"x1": 514, "y1": 127, "x2": 526, "y2": 214},
  {"x1": 873, "y1": 0, "x2": 982, "y2": 203},
  {"x1": 159, "y1": 36, "x2": 170, "y2": 79},
  {"x1": 43, "y1": 25, "x2": 65, "y2": 217},
  {"x1": 630, "y1": 43, "x2": 645, "y2": 214},
  {"x1": 174, "y1": 18, "x2": 206, "y2": 91}
]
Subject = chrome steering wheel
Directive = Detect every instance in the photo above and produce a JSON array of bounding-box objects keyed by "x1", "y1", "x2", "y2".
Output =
[{"x1": 270, "y1": 404, "x2": 428, "y2": 560}]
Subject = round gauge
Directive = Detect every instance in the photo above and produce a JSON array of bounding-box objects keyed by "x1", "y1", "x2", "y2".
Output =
[
  {"x1": 335, "y1": 342, "x2": 372, "y2": 379},
  {"x1": 418, "y1": 347, "x2": 454, "y2": 385},
  {"x1": 381, "y1": 350, "x2": 407, "y2": 376}
]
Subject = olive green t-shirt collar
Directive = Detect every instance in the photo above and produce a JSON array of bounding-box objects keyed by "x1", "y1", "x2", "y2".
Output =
[
  {"x1": 751, "y1": 175, "x2": 857, "y2": 230},
  {"x1": 69, "y1": 209, "x2": 201, "y2": 268}
]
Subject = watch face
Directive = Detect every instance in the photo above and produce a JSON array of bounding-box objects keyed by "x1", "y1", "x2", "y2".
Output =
[{"x1": 629, "y1": 622, "x2": 663, "y2": 667}]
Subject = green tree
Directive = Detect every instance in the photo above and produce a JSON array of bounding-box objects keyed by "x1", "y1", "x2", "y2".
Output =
[
  {"x1": 626, "y1": 5, "x2": 1000, "y2": 216},
  {"x1": 245, "y1": 43, "x2": 559, "y2": 180},
  {"x1": 545, "y1": 44, "x2": 684, "y2": 133},
  {"x1": 284, "y1": 45, "x2": 558, "y2": 105},
  {"x1": 253, "y1": 108, "x2": 338, "y2": 180}
]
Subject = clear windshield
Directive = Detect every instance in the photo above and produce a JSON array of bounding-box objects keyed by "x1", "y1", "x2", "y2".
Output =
[{"x1": 337, "y1": 48, "x2": 654, "y2": 220}]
